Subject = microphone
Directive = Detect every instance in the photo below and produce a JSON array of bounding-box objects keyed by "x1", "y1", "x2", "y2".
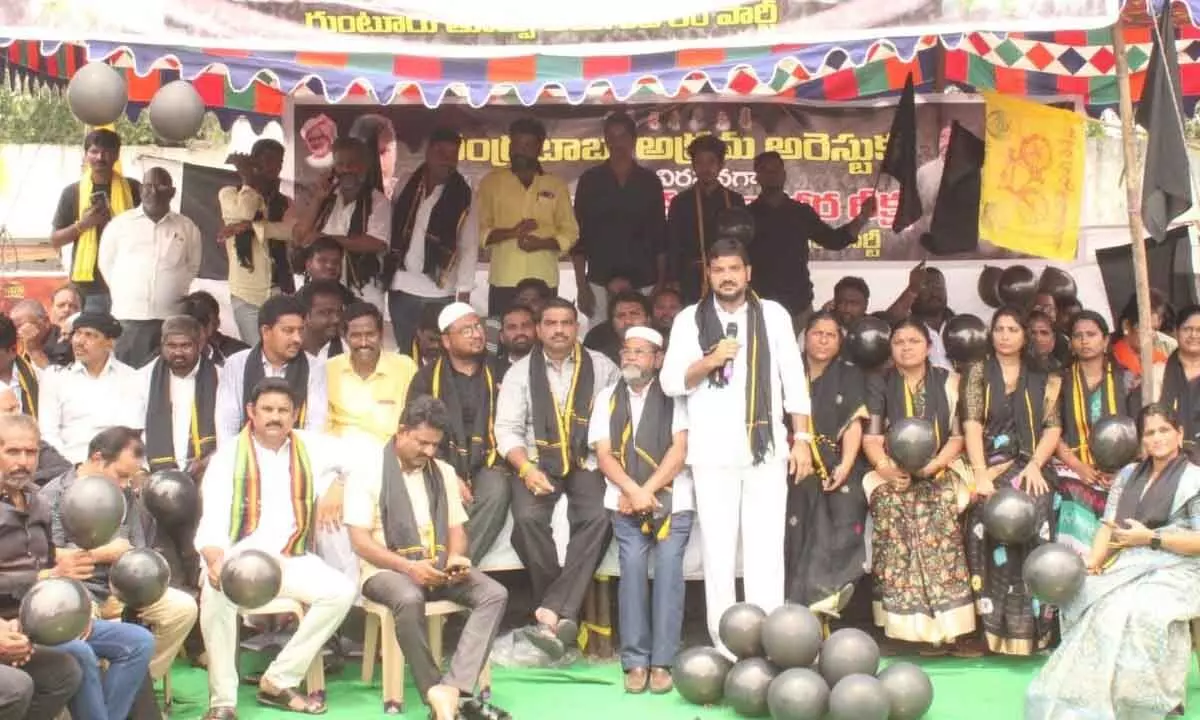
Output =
[{"x1": 723, "y1": 322, "x2": 738, "y2": 383}]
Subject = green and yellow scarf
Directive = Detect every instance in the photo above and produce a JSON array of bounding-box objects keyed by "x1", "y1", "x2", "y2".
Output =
[{"x1": 228, "y1": 426, "x2": 314, "y2": 556}]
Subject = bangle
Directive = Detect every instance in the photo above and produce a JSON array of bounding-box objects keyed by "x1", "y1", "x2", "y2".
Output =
[
  {"x1": 793, "y1": 432, "x2": 813, "y2": 443},
  {"x1": 518, "y1": 460, "x2": 535, "y2": 479}
]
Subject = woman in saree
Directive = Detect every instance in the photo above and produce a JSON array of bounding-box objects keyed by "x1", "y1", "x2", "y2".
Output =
[
  {"x1": 1028, "y1": 309, "x2": 1067, "y2": 372},
  {"x1": 785, "y1": 311, "x2": 868, "y2": 616},
  {"x1": 863, "y1": 319, "x2": 976, "y2": 652},
  {"x1": 1026, "y1": 404, "x2": 1200, "y2": 720},
  {"x1": 1054, "y1": 311, "x2": 1139, "y2": 558},
  {"x1": 1156, "y1": 304, "x2": 1200, "y2": 458},
  {"x1": 961, "y1": 308, "x2": 1063, "y2": 656}
]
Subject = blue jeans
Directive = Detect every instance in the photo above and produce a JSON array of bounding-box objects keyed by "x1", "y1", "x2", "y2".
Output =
[
  {"x1": 56, "y1": 619, "x2": 154, "y2": 720},
  {"x1": 387, "y1": 290, "x2": 451, "y2": 353},
  {"x1": 611, "y1": 510, "x2": 694, "y2": 670}
]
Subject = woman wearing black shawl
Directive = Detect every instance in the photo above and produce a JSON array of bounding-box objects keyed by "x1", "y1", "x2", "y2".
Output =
[
  {"x1": 785, "y1": 311, "x2": 868, "y2": 614},
  {"x1": 962, "y1": 308, "x2": 1063, "y2": 656},
  {"x1": 1052, "y1": 311, "x2": 1139, "y2": 559},
  {"x1": 1155, "y1": 304, "x2": 1200, "y2": 460},
  {"x1": 863, "y1": 319, "x2": 976, "y2": 650}
]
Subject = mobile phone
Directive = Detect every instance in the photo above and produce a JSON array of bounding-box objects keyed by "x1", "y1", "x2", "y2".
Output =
[{"x1": 90, "y1": 191, "x2": 108, "y2": 209}]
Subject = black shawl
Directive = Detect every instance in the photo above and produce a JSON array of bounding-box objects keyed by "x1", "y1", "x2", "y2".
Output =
[
  {"x1": 421, "y1": 357, "x2": 496, "y2": 482},
  {"x1": 1061, "y1": 360, "x2": 1134, "y2": 466},
  {"x1": 1114, "y1": 455, "x2": 1190, "y2": 529},
  {"x1": 530, "y1": 344, "x2": 595, "y2": 479},
  {"x1": 1160, "y1": 350, "x2": 1200, "y2": 445},
  {"x1": 380, "y1": 446, "x2": 450, "y2": 569},
  {"x1": 13, "y1": 355, "x2": 37, "y2": 418},
  {"x1": 314, "y1": 190, "x2": 378, "y2": 291},
  {"x1": 980, "y1": 356, "x2": 1047, "y2": 461},
  {"x1": 264, "y1": 188, "x2": 295, "y2": 293},
  {"x1": 696, "y1": 293, "x2": 773, "y2": 465},
  {"x1": 876, "y1": 363, "x2": 952, "y2": 450},
  {"x1": 806, "y1": 358, "x2": 866, "y2": 480},
  {"x1": 609, "y1": 378, "x2": 674, "y2": 517},
  {"x1": 241, "y1": 345, "x2": 309, "y2": 428},
  {"x1": 387, "y1": 168, "x2": 472, "y2": 284},
  {"x1": 145, "y1": 356, "x2": 219, "y2": 472}
]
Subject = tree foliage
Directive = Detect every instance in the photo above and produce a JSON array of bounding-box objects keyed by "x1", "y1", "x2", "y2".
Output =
[{"x1": 0, "y1": 83, "x2": 228, "y2": 145}]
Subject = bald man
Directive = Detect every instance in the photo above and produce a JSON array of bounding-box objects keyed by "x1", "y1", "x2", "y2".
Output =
[
  {"x1": 0, "y1": 388, "x2": 69, "y2": 486},
  {"x1": 98, "y1": 166, "x2": 202, "y2": 367}
]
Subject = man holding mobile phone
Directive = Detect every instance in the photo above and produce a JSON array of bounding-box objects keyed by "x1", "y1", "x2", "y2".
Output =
[{"x1": 345, "y1": 396, "x2": 510, "y2": 720}]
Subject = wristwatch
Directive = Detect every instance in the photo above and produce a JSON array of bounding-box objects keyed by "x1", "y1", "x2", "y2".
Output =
[{"x1": 1150, "y1": 532, "x2": 1163, "y2": 550}]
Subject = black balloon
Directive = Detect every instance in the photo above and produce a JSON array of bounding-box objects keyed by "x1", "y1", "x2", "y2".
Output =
[
  {"x1": 998, "y1": 265, "x2": 1037, "y2": 308},
  {"x1": 220, "y1": 549, "x2": 282, "y2": 609},
  {"x1": 19, "y1": 578, "x2": 92, "y2": 645},
  {"x1": 877, "y1": 662, "x2": 935, "y2": 720},
  {"x1": 978, "y1": 266, "x2": 1004, "y2": 308},
  {"x1": 1089, "y1": 416, "x2": 1139, "y2": 473},
  {"x1": 1023, "y1": 542, "x2": 1086, "y2": 606},
  {"x1": 143, "y1": 469, "x2": 200, "y2": 526},
  {"x1": 942, "y1": 314, "x2": 988, "y2": 365},
  {"x1": 762, "y1": 604, "x2": 823, "y2": 669},
  {"x1": 886, "y1": 418, "x2": 937, "y2": 476},
  {"x1": 818, "y1": 628, "x2": 880, "y2": 687},
  {"x1": 982, "y1": 486, "x2": 1039, "y2": 545},
  {"x1": 724, "y1": 658, "x2": 778, "y2": 717},
  {"x1": 61, "y1": 476, "x2": 126, "y2": 550},
  {"x1": 766, "y1": 668, "x2": 830, "y2": 720},
  {"x1": 1037, "y1": 267, "x2": 1077, "y2": 301},
  {"x1": 827, "y1": 674, "x2": 890, "y2": 720},
  {"x1": 845, "y1": 316, "x2": 891, "y2": 370},
  {"x1": 719, "y1": 602, "x2": 767, "y2": 660},
  {"x1": 110, "y1": 549, "x2": 170, "y2": 609},
  {"x1": 674, "y1": 646, "x2": 733, "y2": 706}
]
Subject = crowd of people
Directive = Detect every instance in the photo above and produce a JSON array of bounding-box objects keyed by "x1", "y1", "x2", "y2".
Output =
[{"x1": 0, "y1": 113, "x2": 1197, "y2": 720}]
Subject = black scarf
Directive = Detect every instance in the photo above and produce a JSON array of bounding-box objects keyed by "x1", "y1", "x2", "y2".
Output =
[
  {"x1": 387, "y1": 167, "x2": 472, "y2": 284},
  {"x1": 1160, "y1": 350, "x2": 1200, "y2": 443},
  {"x1": 1114, "y1": 455, "x2": 1191, "y2": 529},
  {"x1": 145, "y1": 356, "x2": 219, "y2": 472},
  {"x1": 325, "y1": 335, "x2": 344, "y2": 359},
  {"x1": 981, "y1": 356, "x2": 1047, "y2": 460},
  {"x1": 232, "y1": 184, "x2": 260, "y2": 272},
  {"x1": 314, "y1": 190, "x2": 378, "y2": 291},
  {"x1": 264, "y1": 188, "x2": 295, "y2": 293},
  {"x1": 1061, "y1": 360, "x2": 1132, "y2": 466},
  {"x1": 806, "y1": 358, "x2": 865, "y2": 480},
  {"x1": 696, "y1": 293, "x2": 773, "y2": 465},
  {"x1": 884, "y1": 363, "x2": 951, "y2": 449},
  {"x1": 429, "y1": 357, "x2": 496, "y2": 481},
  {"x1": 530, "y1": 344, "x2": 595, "y2": 479},
  {"x1": 380, "y1": 447, "x2": 449, "y2": 570},
  {"x1": 241, "y1": 345, "x2": 309, "y2": 428},
  {"x1": 609, "y1": 378, "x2": 674, "y2": 519},
  {"x1": 12, "y1": 356, "x2": 37, "y2": 419}
]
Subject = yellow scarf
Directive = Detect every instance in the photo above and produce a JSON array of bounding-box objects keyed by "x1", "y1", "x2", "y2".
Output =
[{"x1": 73, "y1": 172, "x2": 133, "y2": 282}]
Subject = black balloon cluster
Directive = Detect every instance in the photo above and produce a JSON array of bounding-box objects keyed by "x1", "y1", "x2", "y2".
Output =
[{"x1": 673, "y1": 602, "x2": 933, "y2": 719}]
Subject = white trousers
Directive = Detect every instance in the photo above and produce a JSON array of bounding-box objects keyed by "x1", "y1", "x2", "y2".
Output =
[
  {"x1": 692, "y1": 460, "x2": 788, "y2": 656},
  {"x1": 200, "y1": 552, "x2": 356, "y2": 708}
]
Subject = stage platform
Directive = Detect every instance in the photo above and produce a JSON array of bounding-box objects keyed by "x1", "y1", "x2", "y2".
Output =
[{"x1": 156, "y1": 655, "x2": 1200, "y2": 719}]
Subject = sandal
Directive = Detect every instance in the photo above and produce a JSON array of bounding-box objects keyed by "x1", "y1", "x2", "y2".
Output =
[
  {"x1": 203, "y1": 708, "x2": 237, "y2": 720},
  {"x1": 523, "y1": 618, "x2": 578, "y2": 660},
  {"x1": 256, "y1": 686, "x2": 327, "y2": 715}
]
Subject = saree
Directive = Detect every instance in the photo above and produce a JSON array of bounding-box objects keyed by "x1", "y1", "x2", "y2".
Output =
[
  {"x1": 785, "y1": 358, "x2": 869, "y2": 606},
  {"x1": 866, "y1": 366, "x2": 977, "y2": 644},
  {"x1": 961, "y1": 358, "x2": 1062, "y2": 655},
  {"x1": 1026, "y1": 461, "x2": 1200, "y2": 720}
]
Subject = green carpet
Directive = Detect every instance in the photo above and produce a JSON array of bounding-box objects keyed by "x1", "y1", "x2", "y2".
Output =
[{"x1": 158, "y1": 657, "x2": 1200, "y2": 719}]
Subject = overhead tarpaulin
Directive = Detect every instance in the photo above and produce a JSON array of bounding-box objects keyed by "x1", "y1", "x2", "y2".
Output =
[{"x1": 0, "y1": 0, "x2": 1120, "y2": 57}]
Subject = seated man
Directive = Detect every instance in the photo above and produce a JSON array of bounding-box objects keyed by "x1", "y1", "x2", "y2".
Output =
[
  {"x1": 40, "y1": 427, "x2": 198, "y2": 683},
  {"x1": 195, "y1": 378, "x2": 354, "y2": 718},
  {"x1": 0, "y1": 414, "x2": 154, "y2": 720},
  {"x1": 346, "y1": 395, "x2": 509, "y2": 720},
  {"x1": 0, "y1": 615, "x2": 82, "y2": 720}
]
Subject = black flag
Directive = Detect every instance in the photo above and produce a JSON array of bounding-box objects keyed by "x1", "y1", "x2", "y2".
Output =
[
  {"x1": 922, "y1": 121, "x2": 986, "y2": 255},
  {"x1": 179, "y1": 162, "x2": 240, "y2": 281},
  {"x1": 879, "y1": 73, "x2": 922, "y2": 234},
  {"x1": 1137, "y1": 8, "x2": 1192, "y2": 241}
]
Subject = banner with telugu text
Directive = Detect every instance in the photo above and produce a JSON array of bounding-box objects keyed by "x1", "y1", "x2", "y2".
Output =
[
  {"x1": 979, "y1": 93, "x2": 1084, "y2": 261},
  {"x1": 291, "y1": 97, "x2": 1034, "y2": 262},
  {"x1": 0, "y1": 0, "x2": 1119, "y2": 57}
]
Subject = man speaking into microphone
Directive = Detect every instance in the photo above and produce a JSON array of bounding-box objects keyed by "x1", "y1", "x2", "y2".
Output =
[{"x1": 661, "y1": 236, "x2": 812, "y2": 657}]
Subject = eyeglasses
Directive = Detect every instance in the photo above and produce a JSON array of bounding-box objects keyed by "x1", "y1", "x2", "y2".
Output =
[
  {"x1": 449, "y1": 323, "x2": 484, "y2": 337},
  {"x1": 1180, "y1": 326, "x2": 1200, "y2": 336}
]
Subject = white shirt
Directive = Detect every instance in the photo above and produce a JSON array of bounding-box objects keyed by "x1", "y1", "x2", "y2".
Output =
[
  {"x1": 588, "y1": 379, "x2": 693, "y2": 513},
  {"x1": 215, "y1": 348, "x2": 329, "y2": 445},
  {"x1": 926, "y1": 320, "x2": 951, "y2": 370},
  {"x1": 38, "y1": 355, "x2": 145, "y2": 464},
  {"x1": 136, "y1": 361, "x2": 199, "y2": 469},
  {"x1": 321, "y1": 190, "x2": 392, "y2": 287},
  {"x1": 660, "y1": 297, "x2": 811, "y2": 467},
  {"x1": 389, "y1": 185, "x2": 479, "y2": 298},
  {"x1": 97, "y1": 208, "x2": 202, "y2": 321},
  {"x1": 193, "y1": 429, "x2": 345, "y2": 554}
]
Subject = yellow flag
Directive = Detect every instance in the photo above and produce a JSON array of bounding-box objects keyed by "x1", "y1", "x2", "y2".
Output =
[{"x1": 978, "y1": 93, "x2": 1084, "y2": 260}]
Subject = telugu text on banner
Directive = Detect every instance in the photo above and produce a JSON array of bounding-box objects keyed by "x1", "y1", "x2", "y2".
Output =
[
  {"x1": 0, "y1": 0, "x2": 1119, "y2": 56},
  {"x1": 978, "y1": 93, "x2": 1084, "y2": 261}
]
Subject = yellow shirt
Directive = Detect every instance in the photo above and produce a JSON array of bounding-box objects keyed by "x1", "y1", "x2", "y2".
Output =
[
  {"x1": 343, "y1": 455, "x2": 468, "y2": 585},
  {"x1": 325, "y1": 351, "x2": 418, "y2": 444},
  {"x1": 477, "y1": 167, "x2": 578, "y2": 288}
]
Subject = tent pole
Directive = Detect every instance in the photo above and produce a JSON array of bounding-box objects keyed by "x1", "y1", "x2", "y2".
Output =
[{"x1": 1113, "y1": 18, "x2": 1157, "y2": 404}]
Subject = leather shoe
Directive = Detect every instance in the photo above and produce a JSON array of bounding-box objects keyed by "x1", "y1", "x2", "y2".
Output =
[
  {"x1": 459, "y1": 697, "x2": 512, "y2": 720},
  {"x1": 624, "y1": 667, "x2": 648, "y2": 694},
  {"x1": 649, "y1": 667, "x2": 673, "y2": 694}
]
